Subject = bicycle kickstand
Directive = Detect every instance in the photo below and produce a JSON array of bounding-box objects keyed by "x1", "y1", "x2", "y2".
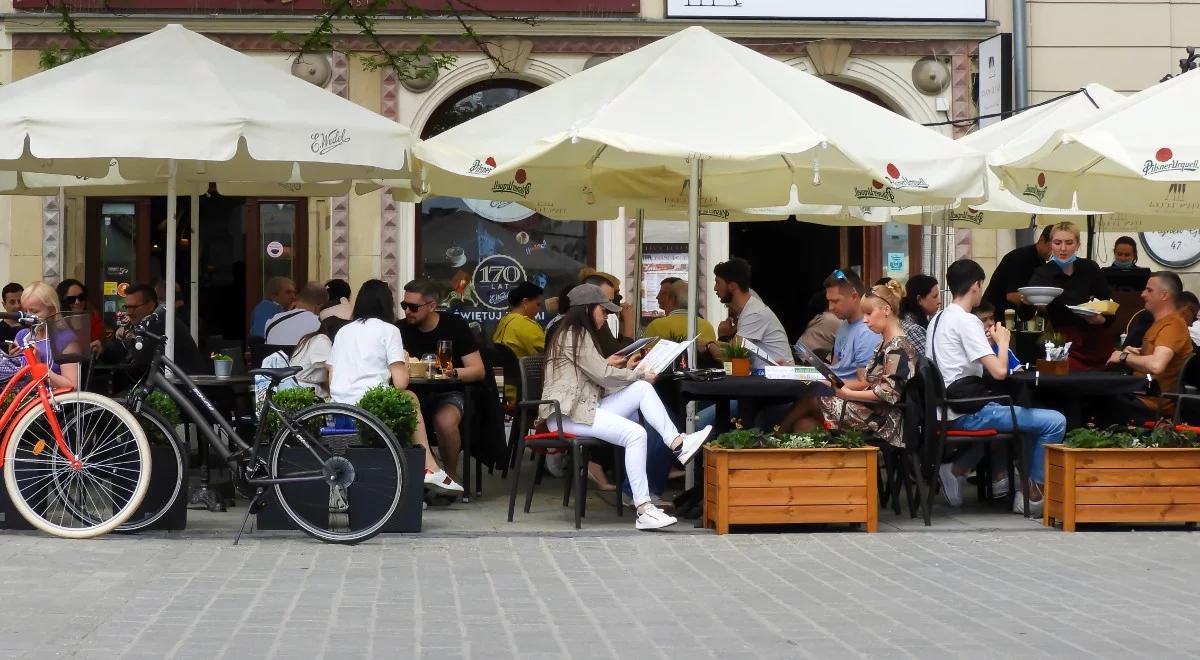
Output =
[{"x1": 233, "y1": 487, "x2": 265, "y2": 546}]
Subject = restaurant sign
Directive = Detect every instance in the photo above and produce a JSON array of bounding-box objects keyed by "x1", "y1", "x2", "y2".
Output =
[{"x1": 665, "y1": 0, "x2": 986, "y2": 21}]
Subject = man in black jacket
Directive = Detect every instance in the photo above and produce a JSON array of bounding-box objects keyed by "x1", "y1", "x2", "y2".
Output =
[{"x1": 982, "y1": 225, "x2": 1054, "y2": 319}]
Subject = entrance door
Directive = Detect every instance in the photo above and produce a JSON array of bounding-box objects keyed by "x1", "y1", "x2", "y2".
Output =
[{"x1": 87, "y1": 195, "x2": 307, "y2": 343}]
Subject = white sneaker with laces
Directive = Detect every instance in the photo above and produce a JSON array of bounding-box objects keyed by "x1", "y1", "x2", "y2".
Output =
[
  {"x1": 673, "y1": 426, "x2": 713, "y2": 465},
  {"x1": 635, "y1": 505, "x2": 678, "y2": 530},
  {"x1": 424, "y1": 468, "x2": 464, "y2": 495},
  {"x1": 1012, "y1": 490, "x2": 1045, "y2": 517},
  {"x1": 939, "y1": 463, "x2": 964, "y2": 507}
]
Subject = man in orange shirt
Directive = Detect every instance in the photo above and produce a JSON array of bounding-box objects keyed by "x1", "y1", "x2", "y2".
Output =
[{"x1": 1106, "y1": 271, "x2": 1194, "y2": 423}]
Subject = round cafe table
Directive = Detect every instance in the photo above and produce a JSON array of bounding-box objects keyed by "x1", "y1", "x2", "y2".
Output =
[{"x1": 1003, "y1": 370, "x2": 1149, "y2": 428}]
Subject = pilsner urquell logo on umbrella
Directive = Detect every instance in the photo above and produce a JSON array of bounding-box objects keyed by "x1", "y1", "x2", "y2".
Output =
[
  {"x1": 468, "y1": 156, "x2": 497, "y2": 175},
  {"x1": 492, "y1": 169, "x2": 532, "y2": 198},
  {"x1": 1023, "y1": 172, "x2": 1048, "y2": 202},
  {"x1": 1143, "y1": 147, "x2": 1200, "y2": 176},
  {"x1": 854, "y1": 179, "x2": 896, "y2": 203},
  {"x1": 882, "y1": 163, "x2": 929, "y2": 189}
]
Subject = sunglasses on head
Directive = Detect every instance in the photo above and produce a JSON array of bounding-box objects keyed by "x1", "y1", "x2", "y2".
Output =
[
  {"x1": 831, "y1": 269, "x2": 847, "y2": 281},
  {"x1": 400, "y1": 301, "x2": 432, "y2": 313}
]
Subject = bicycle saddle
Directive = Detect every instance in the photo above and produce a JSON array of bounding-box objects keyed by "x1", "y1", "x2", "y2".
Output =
[{"x1": 248, "y1": 366, "x2": 302, "y2": 381}]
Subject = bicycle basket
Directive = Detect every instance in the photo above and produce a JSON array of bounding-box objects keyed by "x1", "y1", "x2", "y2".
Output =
[{"x1": 43, "y1": 312, "x2": 92, "y2": 365}]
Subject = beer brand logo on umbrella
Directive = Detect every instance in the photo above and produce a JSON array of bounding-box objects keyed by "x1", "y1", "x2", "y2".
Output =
[
  {"x1": 468, "y1": 157, "x2": 498, "y2": 175},
  {"x1": 882, "y1": 163, "x2": 929, "y2": 190},
  {"x1": 310, "y1": 129, "x2": 350, "y2": 155},
  {"x1": 1022, "y1": 172, "x2": 1048, "y2": 202},
  {"x1": 854, "y1": 180, "x2": 896, "y2": 203},
  {"x1": 491, "y1": 169, "x2": 532, "y2": 198},
  {"x1": 950, "y1": 207, "x2": 984, "y2": 225},
  {"x1": 1143, "y1": 147, "x2": 1200, "y2": 176}
]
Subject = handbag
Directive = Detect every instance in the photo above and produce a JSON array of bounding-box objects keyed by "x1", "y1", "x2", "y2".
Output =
[{"x1": 929, "y1": 312, "x2": 992, "y2": 414}]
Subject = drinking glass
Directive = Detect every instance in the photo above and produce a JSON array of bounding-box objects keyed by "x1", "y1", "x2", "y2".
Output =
[{"x1": 436, "y1": 339, "x2": 454, "y2": 376}]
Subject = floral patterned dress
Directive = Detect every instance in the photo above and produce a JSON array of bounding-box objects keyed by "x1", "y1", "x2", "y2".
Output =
[{"x1": 818, "y1": 335, "x2": 918, "y2": 448}]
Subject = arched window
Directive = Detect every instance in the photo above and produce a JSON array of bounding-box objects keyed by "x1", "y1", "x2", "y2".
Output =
[{"x1": 417, "y1": 80, "x2": 594, "y2": 329}]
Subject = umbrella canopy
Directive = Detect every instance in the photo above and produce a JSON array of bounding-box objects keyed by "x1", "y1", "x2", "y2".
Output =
[
  {"x1": 990, "y1": 68, "x2": 1200, "y2": 218},
  {"x1": 0, "y1": 24, "x2": 410, "y2": 183},
  {"x1": 887, "y1": 84, "x2": 1125, "y2": 229},
  {"x1": 413, "y1": 26, "x2": 985, "y2": 212}
]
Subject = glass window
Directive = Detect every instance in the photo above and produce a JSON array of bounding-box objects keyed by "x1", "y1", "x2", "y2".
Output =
[
  {"x1": 98, "y1": 202, "x2": 137, "y2": 327},
  {"x1": 260, "y1": 201, "x2": 298, "y2": 299},
  {"x1": 418, "y1": 81, "x2": 591, "y2": 330}
]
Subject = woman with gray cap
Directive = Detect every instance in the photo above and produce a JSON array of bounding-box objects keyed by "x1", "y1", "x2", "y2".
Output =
[{"x1": 540, "y1": 283, "x2": 712, "y2": 530}]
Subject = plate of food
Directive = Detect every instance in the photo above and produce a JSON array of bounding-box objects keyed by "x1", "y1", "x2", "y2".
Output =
[
  {"x1": 1067, "y1": 299, "x2": 1119, "y2": 317},
  {"x1": 1018, "y1": 286, "x2": 1063, "y2": 305}
]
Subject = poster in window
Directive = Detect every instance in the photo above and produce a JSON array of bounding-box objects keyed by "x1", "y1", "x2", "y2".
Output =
[{"x1": 641, "y1": 243, "x2": 690, "y2": 319}]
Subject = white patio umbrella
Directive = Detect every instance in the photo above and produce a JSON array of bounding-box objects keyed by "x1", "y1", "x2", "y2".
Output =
[
  {"x1": 414, "y1": 26, "x2": 985, "y2": 356},
  {"x1": 0, "y1": 24, "x2": 413, "y2": 356},
  {"x1": 990, "y1": 68, "x2": 1200, "y2": 219}
]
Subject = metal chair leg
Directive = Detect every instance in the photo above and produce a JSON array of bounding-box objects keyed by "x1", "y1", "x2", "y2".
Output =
[
  {"x1": 524, "y1": 453, "x2": 544, "y2": 514},
  {"x1": 574, "y1": 445, "x2": 586, "y2": 529},
  {"x1": 562, "y1": 451, "x2": 573, "y2": 508},
  {"x1": 613, "y1": 446, "x2": 624, "y2": 517},
  {"x1": 507, "y1": 439, "x2": 525, "y2": 522}
]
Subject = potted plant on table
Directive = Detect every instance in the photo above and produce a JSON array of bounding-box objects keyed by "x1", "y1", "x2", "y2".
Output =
[
  {"x1": 210, "y1": 352, "x2": 234, "y2": 377},
  {"x1": 703, "y1": 425, "x2": 879, "y2": 535},
  {"x1": 1045, "y1": 423, "x2": 1200, "y2": 532},
  {"x1": 722, "y1": 341, "x2": 753, "y2": 377},
  {"x1": 1036, "y1": 331, "x2": 1069, "y2": 376}
]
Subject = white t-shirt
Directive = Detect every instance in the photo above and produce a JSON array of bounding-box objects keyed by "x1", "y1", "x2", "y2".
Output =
[
  {"x1": 290, "y1": 334, "x2": 333, "y2": 400},
  {"x1": 928, "y1": 302, "x2": 994, "y2": 420},
  {"x1": 327, "y1": 318, "x2": 406, "y2": 405},
  {"x1": 264, "y1": 309, "x2": 320, "y2": 346}
]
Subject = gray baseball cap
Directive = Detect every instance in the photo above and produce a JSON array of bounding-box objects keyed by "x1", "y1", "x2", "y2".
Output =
[{"x1": 568, "y1": 283, "x2": 621, "y2": 313}]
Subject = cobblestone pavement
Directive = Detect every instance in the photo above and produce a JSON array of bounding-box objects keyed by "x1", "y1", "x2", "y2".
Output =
[{"x1": 4, "y1": 523, "x2": 1200, "y2": 659}]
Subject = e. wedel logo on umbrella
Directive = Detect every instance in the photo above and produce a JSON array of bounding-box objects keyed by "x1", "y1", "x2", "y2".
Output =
[
  {"x1": 1143, "y1": 147, "x2": 1199, "y2": 176},
  {"x1": 310, "y1": 128, "x2": 350, "y2": 155}
]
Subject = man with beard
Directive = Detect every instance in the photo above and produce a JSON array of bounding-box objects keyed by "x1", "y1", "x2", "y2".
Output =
[{"x1": 703, "y1": 258, "x2": 792, "y2": 367}]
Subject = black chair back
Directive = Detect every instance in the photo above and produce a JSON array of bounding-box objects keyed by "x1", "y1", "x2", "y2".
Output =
[
  {"x1": 492, "y1": 343, "x2": 522, "y2": 395},
  {"x1": 519, "y1": 354, "x2": 545, "y2": 403}
]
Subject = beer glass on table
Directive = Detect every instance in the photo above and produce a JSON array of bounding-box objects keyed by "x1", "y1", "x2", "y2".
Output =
[{"x1": 436, "y1": 339, "x2": 454, "y2": 377}]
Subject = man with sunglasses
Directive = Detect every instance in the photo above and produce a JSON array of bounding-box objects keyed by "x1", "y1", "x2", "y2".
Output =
[
  {"x1": 399, "y1": 280, "x2": 487, "y2": 486},
  {"x1": 821, "y1": 268, "x2": 882, "y2": 385}
]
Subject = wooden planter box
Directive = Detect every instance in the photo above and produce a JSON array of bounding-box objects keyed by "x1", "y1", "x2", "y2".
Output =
[
  {"x1": 1045, "y1": 444, "x2": 1200, "y2": 532},
  {"x1": 703, "y1": 446, "x2": 878, "y2": 534}
]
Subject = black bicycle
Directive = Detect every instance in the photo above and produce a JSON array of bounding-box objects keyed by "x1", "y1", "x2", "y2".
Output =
[{"x1": 120, "y1": 310, "x2": 407, "y2": 544}]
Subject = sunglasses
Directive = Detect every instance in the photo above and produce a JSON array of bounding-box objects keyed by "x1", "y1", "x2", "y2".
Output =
[
  {"x1": 62, "y1": 295, "x2": 82, "y2": 306},
  {"x1": 831, "y1": 269, "x2": 847, "y2": 281},
  {"x1": 400, "y1": 301, "x2": 433, "y2": 313}
]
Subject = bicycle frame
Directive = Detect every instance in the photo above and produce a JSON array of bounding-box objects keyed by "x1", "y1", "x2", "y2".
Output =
[
  {"x1": 125, "y1": 337, "x2": 332, "y2": 487},
  {"x1": 0, "y1": 334, "x2": 80, "y2": 469}
]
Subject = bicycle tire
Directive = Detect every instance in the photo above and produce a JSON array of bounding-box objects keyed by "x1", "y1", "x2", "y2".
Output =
[
  {"x1": 268, "y1": 402, "x2": 406, "y2": 545},
  {"x1": 114, "y1": 405, "x2": 186, "y2": 533},
  {"x1": 4, "y1": 391, "x2": 151, "y2": 538}
]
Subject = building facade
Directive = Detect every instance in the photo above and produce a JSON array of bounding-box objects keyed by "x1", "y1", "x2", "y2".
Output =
[{"x1": 0, "y1": 0, "x2": 1002, "y2": 342}]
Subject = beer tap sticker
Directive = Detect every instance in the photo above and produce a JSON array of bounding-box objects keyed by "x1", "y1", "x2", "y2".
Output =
[{"x1": 472, "y1": 254, "x2": 528, "y2": 310}]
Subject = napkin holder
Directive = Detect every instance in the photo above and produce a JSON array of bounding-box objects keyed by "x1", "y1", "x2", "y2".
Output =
[{"x1": 1035, "y1": 359, "x2": 1069, "y2": 376}]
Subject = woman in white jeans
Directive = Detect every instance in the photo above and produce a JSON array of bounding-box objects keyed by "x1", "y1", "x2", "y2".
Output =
[{"x1": 540, "y1": 284, "x2": 712, "y2": 530}]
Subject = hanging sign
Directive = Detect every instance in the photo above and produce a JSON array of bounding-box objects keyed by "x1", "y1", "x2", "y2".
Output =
[{"x1": 266, "y1": 241, "x2": 285, "y2": 259}]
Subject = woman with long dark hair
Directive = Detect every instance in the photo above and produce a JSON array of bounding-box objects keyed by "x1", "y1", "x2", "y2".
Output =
[
  {"x1": 899, "y1": 274, "x2": 939, "y2": 355},
  {"x1": 541, "y1": 284, "x2": 712, "y2": 530},
  {"x1": 326, "y1": 279, "x2": 463, "y2": 495}
]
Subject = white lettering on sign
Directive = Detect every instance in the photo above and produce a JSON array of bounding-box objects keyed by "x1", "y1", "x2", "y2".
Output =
[{"x1": 266, "y1": 241, "x2": 285, "y2": 259}]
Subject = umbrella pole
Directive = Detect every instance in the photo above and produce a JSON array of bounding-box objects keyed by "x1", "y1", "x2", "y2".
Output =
[
  {"x1": 632, "y1": 208, "x2": 645, "y2": 336},
  {"x1": 190, "y1": 194, "x2": 200, "y2": 344},
  {"x1": 1086, "y1": 214, "x2": 1096, "y2": 261},
  {"x1": 165, "y1": 160, "x2": 177, "y2": 361},
  {"x1": 686, "y1": 159, "x2": 701, "y2": 368}
]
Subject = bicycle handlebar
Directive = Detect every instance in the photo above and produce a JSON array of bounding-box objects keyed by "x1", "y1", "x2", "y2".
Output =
[{"x1": 0, "y1": 311, "x2": 39, "y2": 326}]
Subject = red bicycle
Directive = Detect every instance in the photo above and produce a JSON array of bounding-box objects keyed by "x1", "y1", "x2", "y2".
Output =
[{"x1": 0, "y1": 311, "x2": 150, "y2": 538}]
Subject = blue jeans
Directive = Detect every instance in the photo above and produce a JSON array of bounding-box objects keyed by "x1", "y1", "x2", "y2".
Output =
[{"x1": 951, "y1": 402, "x2": 1065, "y2": 484}]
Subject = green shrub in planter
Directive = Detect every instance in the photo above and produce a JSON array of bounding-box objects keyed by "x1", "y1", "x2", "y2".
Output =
[
  {"x1": 261, "y1": 387, "x2": 319, "y2": 438},
  {"x1": 713, "y1": 427, "x2": 865, "y2": 450},
  {"x1": 356, "y1": 385, "x2": 417, "y2": 447},
  {"x1": 143, "y1": 391, "x2": 181, "y2": 444}
]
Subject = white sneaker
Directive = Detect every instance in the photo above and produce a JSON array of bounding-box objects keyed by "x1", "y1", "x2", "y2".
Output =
[
  {"x1": 424, "y1": 468, "x2": 464, "y2": 495},
  {"x1": 1012, "y1": 491, "x2": 1044, "y2": 517},
  {"x1": 635, "y1": 505, "x2": 678, "y2": 530},
  {"x1": 673, "y1": 426, "x2": 713, "y2": 466},
  {"x1": 991, "y1": 476, "x2": 1010, "y2": 500},
  {"x1": 939, "y1": 463, "x2": 964, "y2": 507}
]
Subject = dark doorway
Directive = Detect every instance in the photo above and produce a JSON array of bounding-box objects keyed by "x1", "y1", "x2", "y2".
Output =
[{"x1": 728, "y1": 219, "x2": 841, "y2": 341}]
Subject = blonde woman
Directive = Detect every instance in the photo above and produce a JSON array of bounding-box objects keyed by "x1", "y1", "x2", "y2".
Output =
[
  {"x1": 779, "y1": 280, "x2": 918, "y2": 448},
  {"x1": 1026, "y1": 221, "x2": 1113, "y2": 371},
  {"x1": 8, "y1": 282, "x2": 80, "y2": 389}
]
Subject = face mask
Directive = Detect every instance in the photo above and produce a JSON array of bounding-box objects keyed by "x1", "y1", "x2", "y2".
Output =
[
  {"x1": 1052, "y1": 254, "x2": 1077, "y2": 269},
  {"x1": 1111, "y1": 258, "x2": 1135, "y2": 270}
]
